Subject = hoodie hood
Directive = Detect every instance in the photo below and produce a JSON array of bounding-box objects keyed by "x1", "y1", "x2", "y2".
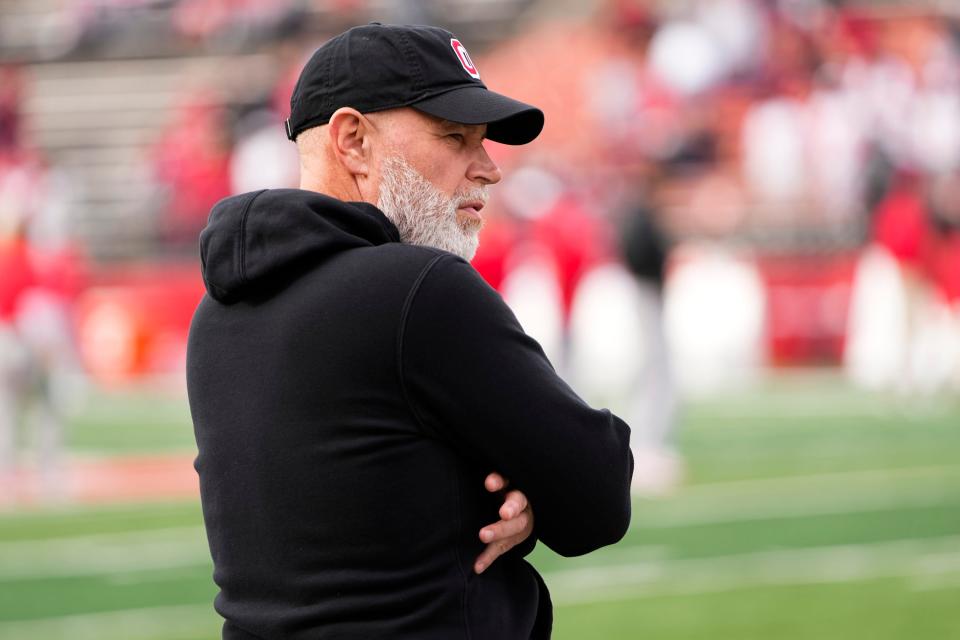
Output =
[{"x1": 200, "y1": 189, "x2": 399, "y2": 303}]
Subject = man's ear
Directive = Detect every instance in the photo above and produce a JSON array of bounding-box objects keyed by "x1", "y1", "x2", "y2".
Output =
[{"x1": 327, "y1": 107, "x2": 372, "y2": 178}]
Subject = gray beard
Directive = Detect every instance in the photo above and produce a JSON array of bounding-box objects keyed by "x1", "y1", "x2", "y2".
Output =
[{"x1": 376, "y1": 155, "x2": 487, "y2": 261}]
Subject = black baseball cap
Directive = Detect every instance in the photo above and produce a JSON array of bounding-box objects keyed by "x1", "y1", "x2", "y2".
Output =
[{"x1": 285, "y1": 23, "x2": 544, "y2": 145}]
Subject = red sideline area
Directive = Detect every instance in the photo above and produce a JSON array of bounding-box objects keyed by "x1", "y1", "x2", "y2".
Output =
[
  {"x1": 2, "y1": 454, "x2": 198, "y2": 510},
  {"x1": 77, "y1": 253, "x2": 865, "y2": 384}
]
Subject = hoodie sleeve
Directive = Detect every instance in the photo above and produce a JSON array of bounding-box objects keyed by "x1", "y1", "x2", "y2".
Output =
[{"x1": 400, "y1": 254, "x2": 634, "y2": 557}]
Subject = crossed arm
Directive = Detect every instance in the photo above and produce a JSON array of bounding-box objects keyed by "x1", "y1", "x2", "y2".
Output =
[
  {"x1": 404, "y1": 257, "x2": 632, "y2": 562},
  {"x1": 475, "y1": 471, "x2": 533, "y2": 574}
]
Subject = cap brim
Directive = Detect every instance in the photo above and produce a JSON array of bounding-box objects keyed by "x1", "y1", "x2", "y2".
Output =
[{"x1": 412, "y1": 86, "x2": 544, "y2": 145}]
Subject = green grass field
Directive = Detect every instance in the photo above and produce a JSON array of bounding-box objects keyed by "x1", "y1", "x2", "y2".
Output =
[{"x1": 1, "y1": 374, "x2": 959, "y2": 639}]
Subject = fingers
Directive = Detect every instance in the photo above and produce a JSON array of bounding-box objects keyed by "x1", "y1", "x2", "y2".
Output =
[
  {"x1": 499, "y1": 489, "x2": 527, "y2": 521},
  {"x1": 479, "y1": 508, "x2": 531, "y2": 543},
  {"x1": 475, "y1": 506, "x2": 534, "y2": 574},
  {"x1": 484, "y1": 472, "x2": 507, "y2": 492},
  {"x1": 475, "y1": 537, "x2": 521, "y2": 574},
  {"x1": 474, "y1": 525, "x2": 528, "y2": 574},
  {"x1": 483, "y1": 470, "x2": 525, "y2": 519},
  {"x1": 476, "y1": 473, "x2": 535, "y2": 574}
]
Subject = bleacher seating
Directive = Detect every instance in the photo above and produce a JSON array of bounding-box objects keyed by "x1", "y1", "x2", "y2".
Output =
[
  {"x1": 22, "y1": 55, "x2": 274, "y2": 259},
  {"x1": 3, "y1": 0, "x2": 537, "y2": 260}
]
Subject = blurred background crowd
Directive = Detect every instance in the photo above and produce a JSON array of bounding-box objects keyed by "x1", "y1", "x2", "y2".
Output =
[
  {"x1": 2, "y1": 0, "x2": 960, "y2": 491},
  {"x1": 2, "y1": 2, "x2": 960, "y2": 637}
]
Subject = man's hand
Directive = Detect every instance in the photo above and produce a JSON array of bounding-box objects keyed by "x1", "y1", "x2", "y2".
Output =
[{"x1": 474, "y1": 472, "x2": 534, "y2": 574}]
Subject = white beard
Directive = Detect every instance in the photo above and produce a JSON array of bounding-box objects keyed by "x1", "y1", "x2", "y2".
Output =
[{"x1": 376, "y1": 155, "x2": 487, "y2": 261}]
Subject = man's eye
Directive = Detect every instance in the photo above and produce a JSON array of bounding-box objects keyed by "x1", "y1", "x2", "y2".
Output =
[{"x1": 448, "y1": 133, "x2": 465, "y2": 143}]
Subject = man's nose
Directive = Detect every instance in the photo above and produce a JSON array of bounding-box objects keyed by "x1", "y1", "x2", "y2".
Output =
[{"x1": 467, "y1": 143, "x2": 502, "y2": 186}]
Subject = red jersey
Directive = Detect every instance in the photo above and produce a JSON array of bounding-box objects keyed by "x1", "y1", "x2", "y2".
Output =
[{"x1": 0, "y1": 237, "x2": 34, "y2": 321}]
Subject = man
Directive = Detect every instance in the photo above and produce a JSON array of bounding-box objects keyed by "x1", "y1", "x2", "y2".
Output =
[{"x1": 187, "y1": 23, "x2": 634, "y2": 640}]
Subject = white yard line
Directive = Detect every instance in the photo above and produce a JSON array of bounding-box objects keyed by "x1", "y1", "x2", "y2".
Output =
[
  {"x1": 909, "y1": 551, "x2": 960, "y2": 591},
  {"x1": 680, "y1": 464, "x2": 960, "y2": 493},
  {"x1": 0, "y1": 526, "x2": 209, "y2": 580},
  {"x1": 0, "y1": 603, "x2": 217, "y2": 640},
  {"x1": 546, "y1": 536, "x2": 960, "y2": 605},
  {"x1": 686, "y1": 390, "x2": 960, "y2": 420},
  {"x1": 637, "y1": 465, "x2": 960, "y2": 528}
]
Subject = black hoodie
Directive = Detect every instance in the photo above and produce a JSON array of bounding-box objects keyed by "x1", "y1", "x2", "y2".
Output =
[{"x1": 187, "y1": 189, "x2": 634, "y2": 640}]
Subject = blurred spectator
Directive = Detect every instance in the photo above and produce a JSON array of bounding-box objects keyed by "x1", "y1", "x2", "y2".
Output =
[
  {"x1": 0, "y1": 66, "x2": 24, "y2": 152},
  {"x1": 0, "y1": 69, "x2": 83, "y2": 503},
  {"x1": 528, "y1": 190, "x2": 610, "y2": 320},
  {"x1": 926, "y1": 170, "x2": 960, "y2": 306},
  {"x1": 924, "y1": 170, "x2": 960, "y2": 387},
  {"x1": 470, "y1": 207, "x2": 520, "y2": 293},
  {"x1": 872, "y1": 171, "x2": 928, "y2": 273},
  {"x1": 617, "y1": 179, "x2": 682, "y2": 495},
  {"x1": 846, "y1": 165, "x2": 960, "y2": 394},
  {"x1": 0, "y1": 223, "x2": 34, "y2": 488},
  {"x1": 152, "y1": 91, "x2": 233, "y2": 248}
]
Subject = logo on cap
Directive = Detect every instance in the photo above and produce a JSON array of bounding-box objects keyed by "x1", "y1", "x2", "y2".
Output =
[{"x1": 450, "y1": 38, "x2": 480, "y2": 80}]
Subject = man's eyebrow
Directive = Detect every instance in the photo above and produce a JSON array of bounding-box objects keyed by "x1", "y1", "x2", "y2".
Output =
[{"x1": 437, "y1": 120, "x2": 487, "y2": 136}]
